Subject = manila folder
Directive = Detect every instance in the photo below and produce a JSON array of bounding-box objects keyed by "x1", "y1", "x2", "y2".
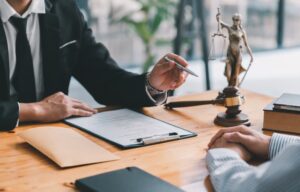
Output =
[{"x1": 18, "y1": 127, "x2": 119, "y2": 168}]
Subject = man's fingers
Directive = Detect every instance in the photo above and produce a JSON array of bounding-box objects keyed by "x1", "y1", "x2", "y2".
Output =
[
  {"x1": 166, "y1": 53, "x2": 189, "y2": 67},
  {"x1": 208, "y1": 128, "x2": 235, "y2": 147},
  {"x1": 71, "y1": 108, "x2": 94, "y2": 117},
  {"x1": 73, "y1": 102, "x2": 97, "y2": 113},
  {"x1": 157, "y1": 61, "x2": 176, "y2": 74},
  {"x1": 223, "y1": 132, "x2": 253, "y2": 147},
  {"x1": 172, "y1": 72, "x2": 187, "y2": 89},
  {"x1": 208, "y1": 129, "x2": 227, "y2": 147},
  {"x1": 208, "y1": 126, "x2": 250, "y2": 147},
  {"x1": 71, "y1": 98, "x2": 83, "y2": 104},
  {"x1": 176, "y1": 71, "x2": 187, "y2": 83},
  {"x1": 168, "y1": 69, "x2": 182, "y2": 90},
  {"x1": 208, "y1": 137, "x2": 223, "y2": 149},
  {"x1": 69, "y1": 97, "x2": 97, "y2": 113}
]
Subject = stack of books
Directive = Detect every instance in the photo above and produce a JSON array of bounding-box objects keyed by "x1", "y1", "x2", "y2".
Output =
[{"x1": 263, "y1": 93, "x2": 300, "y2": 134}]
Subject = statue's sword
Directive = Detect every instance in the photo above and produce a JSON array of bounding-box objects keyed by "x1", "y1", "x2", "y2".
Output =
[{"x1": 239, "y1": 61, "x2": 253, "y2": 87}]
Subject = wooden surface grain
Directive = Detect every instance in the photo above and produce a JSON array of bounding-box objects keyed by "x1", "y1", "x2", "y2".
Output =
[{"x1": 0, "y1": 90, "x2": 273, "y2": 192}]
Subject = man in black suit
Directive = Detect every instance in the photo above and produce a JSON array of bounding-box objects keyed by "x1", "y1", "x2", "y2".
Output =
[{"x1": 0, "y1": 0, "x2": 189, "y2": 131}]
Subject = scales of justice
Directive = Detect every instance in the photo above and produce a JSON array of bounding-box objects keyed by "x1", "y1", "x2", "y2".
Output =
[{"x1": 165, "y1": 8, "x2": 254, "y2": 127}]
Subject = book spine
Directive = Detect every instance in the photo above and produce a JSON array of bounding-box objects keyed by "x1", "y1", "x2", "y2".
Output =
[{"x1": 263, "y1": 110, "x2": 300, "y2": 135}]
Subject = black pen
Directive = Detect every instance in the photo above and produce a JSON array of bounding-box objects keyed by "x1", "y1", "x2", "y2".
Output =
[{"x1": 164, "y1": 56, "x2": 199, "y2": 77}]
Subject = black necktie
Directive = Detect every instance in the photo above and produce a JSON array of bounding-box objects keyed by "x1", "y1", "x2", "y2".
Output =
[{"x1": 10, "y1": 17, "x2": 36, "y2": 102}]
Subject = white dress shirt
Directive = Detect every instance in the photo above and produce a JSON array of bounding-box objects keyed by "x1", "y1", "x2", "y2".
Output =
[
  {"x1": 206, "y1": 133, "x2": 300, "y2": 192},
  {"x1": 0, "y1": 0, "x2": 46, "y2": 101}
]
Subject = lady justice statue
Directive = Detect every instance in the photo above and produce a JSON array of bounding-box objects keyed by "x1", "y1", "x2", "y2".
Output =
[
  {"x1": 216, "y1": 11, "x2": 254, "y2": 87},
  {"x1": 165, "y1": 9, "x2": 254, "y2": 127},
  {"x1": 213, "y1": 10, "x2": 254, "y2": 126}
]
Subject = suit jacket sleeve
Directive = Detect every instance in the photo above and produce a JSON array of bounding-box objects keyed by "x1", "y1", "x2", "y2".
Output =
[
  {"x1": 72, "y1": 4, "x2": 153, "y2": 107},
  {"x1": 0, "y1": 101, "x2": 19, "y2": 131}
]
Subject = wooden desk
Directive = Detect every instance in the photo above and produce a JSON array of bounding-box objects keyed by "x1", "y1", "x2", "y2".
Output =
[{"x1": 0, "y1": 90, "x2": 273, "y2": 192}]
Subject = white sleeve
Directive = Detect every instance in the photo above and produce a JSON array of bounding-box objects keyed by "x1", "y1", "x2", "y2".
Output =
[
  {"x1": 206, "y1": 144, "x2": 300, "y2": 192},
  {"x1": 269, "y1": 133, "x2": 300, "y2": 159},
  {"x1": 145, "y1": 85, "x2": 167, "y2": 105},
  {"x1": 15, "y1": 102, "x2": 20, "y2": 128}
]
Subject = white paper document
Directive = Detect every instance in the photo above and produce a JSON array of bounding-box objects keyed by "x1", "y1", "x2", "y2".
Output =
[{"x1": 65, "y1": 109, "x2": 196, "y2": 148}]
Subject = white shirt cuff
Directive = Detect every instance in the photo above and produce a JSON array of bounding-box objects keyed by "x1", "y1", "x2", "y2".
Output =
[
  {"x1": 206, "y1": 148, "x2": 248, "y2": 172},
  {"x1": 15, "y1": 102, "x2": 20, "y2": 128},
  {"x1": 145, "y1": 85, "x2": 168, "y2": 105}
]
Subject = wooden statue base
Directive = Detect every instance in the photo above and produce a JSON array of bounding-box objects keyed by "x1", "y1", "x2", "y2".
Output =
[{"x1": 214, "y1": 112, "x2": 251, "y2": 127}]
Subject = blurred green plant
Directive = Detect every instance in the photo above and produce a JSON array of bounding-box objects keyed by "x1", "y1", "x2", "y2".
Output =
[{"x1": 112, "y1": 0, "x2": 177, "y2": 72}]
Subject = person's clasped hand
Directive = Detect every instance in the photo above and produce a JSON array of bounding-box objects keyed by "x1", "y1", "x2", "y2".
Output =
[
  {"x1": 148, "y1": 53, "x2": 189, "y2": 91},
  {"x1": 209, "y1": 133, "x2": 252, "y2": 161},
  {"x1": 208, "y1": 126, "x2": 272, "y2": 161}
]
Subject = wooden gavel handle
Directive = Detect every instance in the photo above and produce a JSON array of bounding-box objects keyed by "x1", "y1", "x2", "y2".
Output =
[{"x1": 165, "y1": 99, "x2": 224, "y2": 109}]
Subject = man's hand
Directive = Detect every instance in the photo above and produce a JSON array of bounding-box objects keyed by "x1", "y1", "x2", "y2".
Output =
[
  {"x1": 148, "y1": 53, "x2": 189, "y2": 91},
  {"x1": 208, "y1": 126, "x2": 271, "y2": 160},
  {"x1": 19, "y1": 92, "x2": 97, "y2": 123},
  {"x1": 209, "y1": 136, "x2": 252, "y2": 161}
]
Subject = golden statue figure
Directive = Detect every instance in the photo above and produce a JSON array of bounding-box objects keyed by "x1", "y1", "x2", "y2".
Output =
[
  {"x1": 216, "y1": 12, "x2": 254, "y2": 87},
  {"x1": 164, "y1": 9, "x2": 253, "y2": 127}
]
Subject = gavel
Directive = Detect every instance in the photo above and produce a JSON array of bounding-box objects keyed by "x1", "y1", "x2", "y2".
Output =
[
  {"x1": 165, "y1": 86, "x2": 250, "y2": 127},
  {"x1": 165, "y1": 95, "x2": 245, "y2": 109}
]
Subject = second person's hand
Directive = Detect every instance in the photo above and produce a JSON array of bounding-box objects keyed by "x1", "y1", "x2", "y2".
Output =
[
  {"x1": 208, "y1": 126, "x2": 271, "y2": 160},
  {"x1": 209, "y1": 135, "x2": 252, "y2": 161}
]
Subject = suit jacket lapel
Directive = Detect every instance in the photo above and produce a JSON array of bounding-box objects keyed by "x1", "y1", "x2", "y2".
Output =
[
  {"x1": 39, "y1": 1, "x2": 61, "y2": 97},
  {"x1": 0, "y1": 20, "x2": 10, "y2": 99}
]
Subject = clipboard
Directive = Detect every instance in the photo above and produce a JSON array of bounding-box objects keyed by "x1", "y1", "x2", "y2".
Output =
[{"x1": 65, "y1": 109, "x2": 197, "y2": 149}]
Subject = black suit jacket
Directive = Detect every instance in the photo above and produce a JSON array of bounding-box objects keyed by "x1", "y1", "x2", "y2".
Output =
[{"x1": 0, "y1": 0, "x2": 153, "y2": 131}]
